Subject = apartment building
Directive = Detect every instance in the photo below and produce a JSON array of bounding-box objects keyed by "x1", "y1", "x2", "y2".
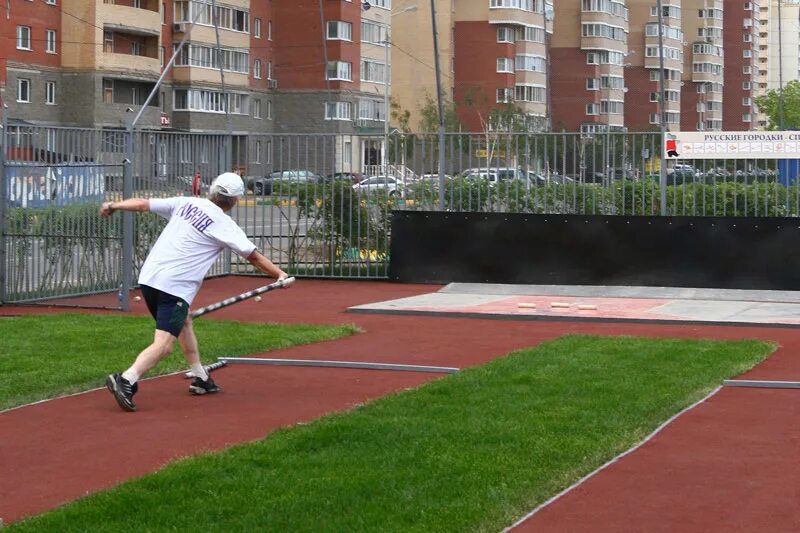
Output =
[
  {"x1": 680, "y1": 1, "x2": 724, "y2": 131},
  {"x1": 755, "y1": 0, "x2": 769, "y2": 128},
  {"x1": 722, "y1": 0, "x2": 759, "y2": 130},
  {"x1": 625, "y1": 0, "x2": 683, "y2": 131},
  {"x1": 1, "y1": 0, "x2": 64, "y2": 124},
  {"x1": 549, "y1": 0, "x2": 629, "y2": 133},
  {"x1": 1, "y1": 0, "x2": 273, "y2": 135},
  {"x1": 390, "y1": 1, "x2": 454, "y2": 132},
  {"x1": 451, "y1": 0, "x2": 551, "y2": 132}
]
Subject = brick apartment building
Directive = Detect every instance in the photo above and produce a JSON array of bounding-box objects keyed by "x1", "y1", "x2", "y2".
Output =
[
  {"x1": 0, "y1": 0, "x2": 774, "y2": 139},
  {"x1": 0, "y1": 0, "x2": 273, "y2": 134}
]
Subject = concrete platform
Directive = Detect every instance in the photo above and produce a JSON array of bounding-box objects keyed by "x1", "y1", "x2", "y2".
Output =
[{"x1": 348, "y1": 283, "x2": 800, "y2": 327}]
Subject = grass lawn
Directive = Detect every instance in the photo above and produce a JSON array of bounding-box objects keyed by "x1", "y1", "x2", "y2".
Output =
[
  {"x1": 0, "y1": 313, "x2": 359, "y2": 411},
  {"x1": 6, "y1": 335, "x2": 774, "y2": 532}
]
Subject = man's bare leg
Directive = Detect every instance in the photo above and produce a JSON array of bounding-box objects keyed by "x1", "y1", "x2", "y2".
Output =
[{"x1": 178, "y1": 317, "x2": 208, "y2": 380}]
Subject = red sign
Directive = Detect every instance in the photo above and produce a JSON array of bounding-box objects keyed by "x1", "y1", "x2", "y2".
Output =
[{"x1": 160, "y1": 114, "x2": 170, "y2": 127}]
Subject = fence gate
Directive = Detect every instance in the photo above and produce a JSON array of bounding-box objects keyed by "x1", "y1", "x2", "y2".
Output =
[{"x1": 1, "y1": 124, "x2": 125, "y2": 305}]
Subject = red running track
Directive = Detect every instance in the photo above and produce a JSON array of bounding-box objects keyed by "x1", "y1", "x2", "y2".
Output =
[{"x1": 0, "y1": 278, "x2": 798, "y2": 530}]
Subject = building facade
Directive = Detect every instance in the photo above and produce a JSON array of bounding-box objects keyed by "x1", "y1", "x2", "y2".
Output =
[
  {"x1": 551, "y1": 0, "x2": 629, "y2": 133},
  {"x1": 1, "y1": 0, "x2": 769, "y2": 140},
  {"x1": 722, "y1": 0, "x2": 759, "y2": 130}
]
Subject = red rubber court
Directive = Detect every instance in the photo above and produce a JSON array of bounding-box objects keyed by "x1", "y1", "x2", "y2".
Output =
[{"x1": 0, "y1": 277, "x2": 798, "y2": 530}]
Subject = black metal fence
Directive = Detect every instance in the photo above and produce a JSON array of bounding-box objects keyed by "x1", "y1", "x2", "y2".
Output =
[{"x1": 2, "y1": 126, "x2": 796, "y2": 304}]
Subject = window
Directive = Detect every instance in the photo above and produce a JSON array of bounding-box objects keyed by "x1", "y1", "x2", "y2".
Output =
[
  {"x1": 254, "y1": 140, "x2": 261, "y2": 163},
  {"x1": 16, "y1": 26, "x2": 31, "y2": 50},
  {"x1": 325, "y1": 101, "x2": 352, "y2": 120},
  {"x1": 173, "y1": 89, "x2": 250, "y2": 114},
  {"x1": 131, "y1": 41, "x2": 141, "y2": 56},
  {"x1": 489, "y1": 0, "x2": 544, "y2": 12},
  {"x1": 45, "y1": 81, "x2": 56, "y2": 105},
  {"x1": 162, "y1": 3, "x2": 165, "y2": 24},
  {"x1": 104, "y1": 31, "x2": 114, "y2": 53},
  {"x1": 103, "y1": 79, "x2": 113, "y2": 103},
  {"x1": 327, "y1": 21, "x2": 352, "y2": 41},
  {"x1": 742, "y1": 81, "x2": 752, "y2": 90},
  {"x1": 160, "y1": 46, "x2": 165, "y2": 67},
  {"x1": 46, "y1": 30, "x2": 57, "y2": 53},
  {"x1": 254, "y1": 99, "x2": 262, "y2": 118},
  {"x1": 586, "y1": 103, "x2": 598, "y2": 115},
  {"x1": 743, "y1": 113, "x2": 752, "y2": 122},
  {"x1": 268, "y1": 20, "x2": 272, "y2": 40},
  {"x1": 358, "y1": 98, "x2": 386, "y2": 121},
  {"x1": 361, "y1": 21, "x2": 387, "y2": 44},
  {"x1": 497, "y1": 57, "x2": 513, "y2": 73},
  {"x1": 17, "y1": 78, "x2": 31, "y2": 103},
  {"x1": 743, "y1": 97, "x2": 752, "y2": 106},
  {"x1": 496, "y1": 87, "x2": 513, "y2": 103},
  {"x1": 743, "y1": 49, "x2": 753, "y2": 58},
  {"x1": 131, "y1": 87, "x2": 140, "y2": 105},
  {"x1": 268, "y1": 61, "x2": 272, "y2": 79},
  {"x1": 361, "y1": 60, "x2": 386, "y2": 83},
  {"x1": 515, "y1": 54, "x2": 546, "y2": 72},
  {"x1": 133, "y1": 0, "x2": 140, "y2": 7},
  {"x1": 587, "y1": 78, "x2": 599, "y2": 90},
  {"x1": 344, "y1": 140, "x2": 352, "y2": 165},
  {"x1": 254, "y1": 59, "x2": 262, "y2": 79},
  {"x1": 267, "y1": 100, "x2": 272, "y2": 119},
  {"x1": 254, "y1": 18, "x2": 261, "y2": 38},
  {"x1": 497, "y1": 26, "x2": 514, "y2": 43},
  {"x1": 174, "y1": 44, "x2": 250, "y2": 73},
  {"x1": 514, "y1": 84, "x2": 545, "y2": 102},
  {"x1": 370, "y1": 0, "x2": 391, "y2": 8},
  {"x1": 326, "y1": 61, "x2": 352, "y2": 81},
  {"x1": 46, "y1": 0, "x2": 56, "y2": 4},
  {"x1": 174, "y1": 1, "x2": 249, "y2": 32}
]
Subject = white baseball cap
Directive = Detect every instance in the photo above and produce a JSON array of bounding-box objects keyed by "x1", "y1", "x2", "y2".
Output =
[{"x1": 211, "y1": 172, "x2": 245, "y2": 197}]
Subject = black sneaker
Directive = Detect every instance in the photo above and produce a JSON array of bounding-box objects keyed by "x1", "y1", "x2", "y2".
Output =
[
  {"x1": 189, "y1": 376, "x2": 221, "y2": 395},
  {"x1": 106, "y1": 373, "x2": 137, "y2": 412}
]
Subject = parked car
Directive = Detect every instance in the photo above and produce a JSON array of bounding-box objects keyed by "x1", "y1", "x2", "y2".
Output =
[
  {"x1": 460, "y1": 167, "x2": 526, "y2": 183},
  {"x1": 247, "y1": 170, "x2": 322, "y2": 195},
  {"x1": 323, "y1": 172, "x2": 367, "y2": 184},
  {"x1": 352, "y1": 175, "x2": 402, "y2": 196}
]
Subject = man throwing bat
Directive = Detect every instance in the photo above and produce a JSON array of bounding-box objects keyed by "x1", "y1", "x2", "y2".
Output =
[{"x1": 100, "y1": 172, "x2": 289, "y2": 412}]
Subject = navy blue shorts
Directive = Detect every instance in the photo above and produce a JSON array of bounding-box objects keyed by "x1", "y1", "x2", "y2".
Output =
[{"x1": 139, "y1": 285, "x2": 189, "y2": 337}]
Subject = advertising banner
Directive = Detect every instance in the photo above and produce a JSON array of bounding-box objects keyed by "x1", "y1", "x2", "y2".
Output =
[
  {"x1": 5, "y1": 165, "x2": 105, "y2": 208},
  {"x1": 664, "y1": 131, "x2": 800, "y2": 160}
]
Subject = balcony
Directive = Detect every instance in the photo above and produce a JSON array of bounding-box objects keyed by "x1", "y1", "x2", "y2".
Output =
[
  {"x1": 173, "y1": 68, "x2": 249, "y2": 87},
  {"x1": 488, "y1": 6, "x2": 546, "y2": 27},
  {"x1": 99, "y1": 32, "x2": 160, "y2": 75},
  {"x1": 97, "y1": 2, "x2": 161, "y2": 39}
]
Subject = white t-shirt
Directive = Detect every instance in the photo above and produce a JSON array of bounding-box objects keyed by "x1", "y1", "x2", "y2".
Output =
[{"x1": 138, "y1": 197, "x2": 256, "y2": 304}]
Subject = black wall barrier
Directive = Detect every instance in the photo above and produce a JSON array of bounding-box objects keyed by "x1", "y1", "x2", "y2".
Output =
[{"x1": 389, "y1": 211, "x2": 800, "y2": 290}]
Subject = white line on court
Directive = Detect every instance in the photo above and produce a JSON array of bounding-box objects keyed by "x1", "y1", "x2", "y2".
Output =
[{"x1": 503, "y1": 386, "x2": 723, "y2": 531}]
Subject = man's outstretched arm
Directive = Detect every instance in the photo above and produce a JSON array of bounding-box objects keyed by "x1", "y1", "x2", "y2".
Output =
[
  {"x1": 246, "y1": 250, "x2": 288, "y2": 280},
  {"x1": 100, "y1": 198, "x2": 150, "y2": 217}
]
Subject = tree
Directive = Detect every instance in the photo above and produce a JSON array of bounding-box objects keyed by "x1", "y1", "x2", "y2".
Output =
[
  {"x1": 754, "y1": 80, "x2": 800, "y2": 130},
  {"x1": 417, "y1": 93, "x2": 463, "y2": 133}
]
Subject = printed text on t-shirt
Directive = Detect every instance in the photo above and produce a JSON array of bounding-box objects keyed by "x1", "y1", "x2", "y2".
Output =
[{"x1": 176, "y1": 203, "x2": 215, "y2": 233}]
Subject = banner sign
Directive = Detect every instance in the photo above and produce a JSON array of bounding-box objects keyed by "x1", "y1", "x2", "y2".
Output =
[
  {"x1": 5, "y1": 165, "x2": 105, "y2": 208},
  {"x1": 664, "y1": 131, "x2": 800, "y2": 160}
]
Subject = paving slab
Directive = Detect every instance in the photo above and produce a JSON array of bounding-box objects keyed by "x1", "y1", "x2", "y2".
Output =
[{"x1": 350, "y1": 284, "x2": 800, "y2": 327}]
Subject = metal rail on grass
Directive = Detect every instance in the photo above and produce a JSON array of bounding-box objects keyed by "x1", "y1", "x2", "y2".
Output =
[{"x1": 219, "y1": 357, "x2": 460, "y2": 374}]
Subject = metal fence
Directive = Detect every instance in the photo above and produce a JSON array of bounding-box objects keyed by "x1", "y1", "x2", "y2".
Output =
[{"x1": 3, "y1": 126, "x2": 798, "y2": 304}]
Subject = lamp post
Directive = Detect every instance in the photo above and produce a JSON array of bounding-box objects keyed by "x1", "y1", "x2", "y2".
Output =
[
  {"x1": 430, "y1": 0, "x2": 446, "y2": 211},
  {"x1": 656, "y1": 0, "x2": 667, "y2": 215},
  {"x1": 778, "y1": 0, "x2": 785, "y2": 129},
  {"x1": 373, "y1": 3, "x2": 417, "y2": 177}
]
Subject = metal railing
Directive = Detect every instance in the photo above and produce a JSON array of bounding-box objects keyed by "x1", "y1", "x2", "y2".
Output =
[{"x1": 4, "y1": 127, "x2": 798, "y2": 304}]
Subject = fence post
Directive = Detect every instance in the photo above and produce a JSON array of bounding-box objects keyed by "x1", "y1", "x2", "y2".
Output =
[
  {"x1": 0, "y1": 111, "x2": 7, "y2": 304},
  {"x1": 121, "y1": 125, "x2": 134, "y2": 311}
]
